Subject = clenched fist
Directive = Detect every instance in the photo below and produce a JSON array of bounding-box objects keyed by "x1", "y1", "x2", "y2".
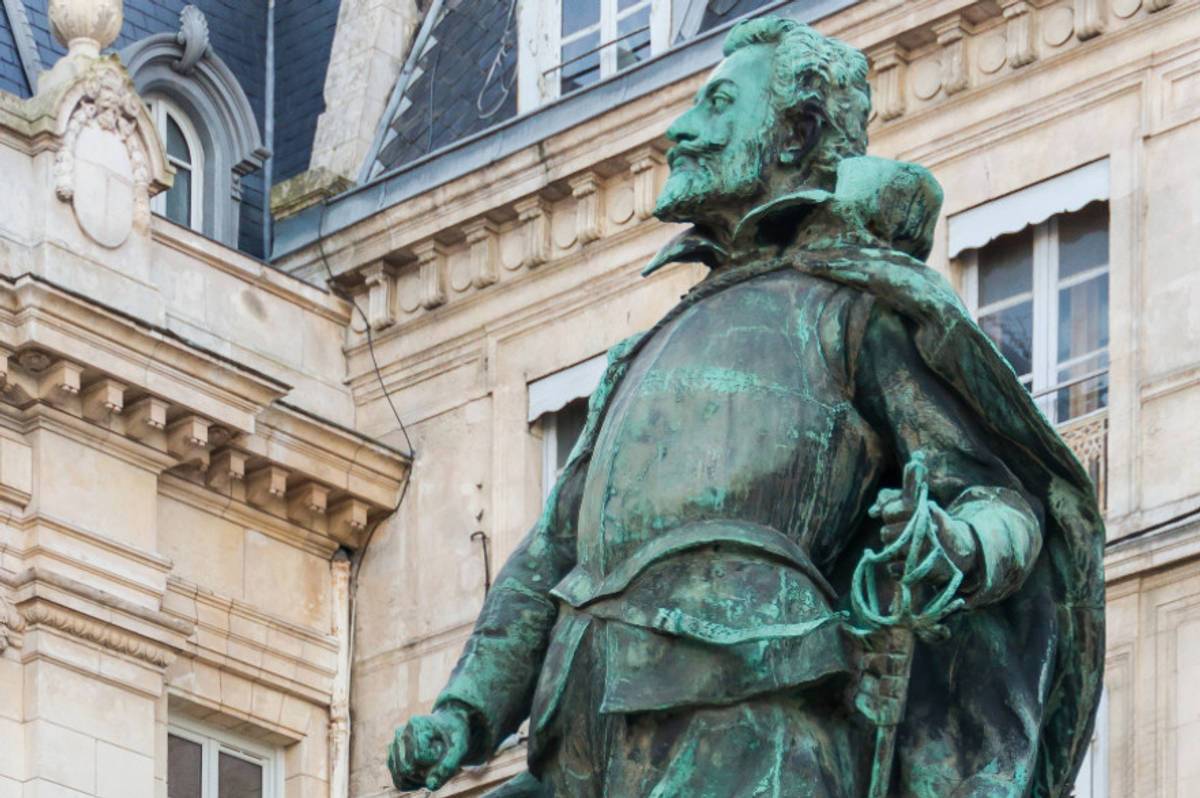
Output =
[{"x1": 387, "y1": 704, "x2": 471, "y2": 792}]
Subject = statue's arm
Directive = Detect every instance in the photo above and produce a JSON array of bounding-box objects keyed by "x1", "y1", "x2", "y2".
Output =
[
  {"x1": 854, "y1": 304, "x2": 1043, "y2": 607},
  {"x1": 431, "y1": 453, "x2": 584, "y2": 763}
]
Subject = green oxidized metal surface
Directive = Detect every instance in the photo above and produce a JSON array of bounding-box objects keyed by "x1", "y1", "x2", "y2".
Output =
[{"x1": 387, "y1": 15, "x2": 1105, "y2": 798}]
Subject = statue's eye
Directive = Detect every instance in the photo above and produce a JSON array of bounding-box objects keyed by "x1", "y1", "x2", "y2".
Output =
[{"x1": 710, "y1": 93, "x2": 733, "y2": 111}]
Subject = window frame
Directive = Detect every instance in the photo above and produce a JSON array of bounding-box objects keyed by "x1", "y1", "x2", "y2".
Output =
[
  {"x1": 962, "y1": 205, "x2": 1110, "y2": 424},
  {"x1": 1073, "y1": 686, "x2": 1109, "y2": 798},
  {"x1": 146, "y1": 95, "x2": 205, "y2": 233},
  {"x1": 167, "y1": 716, "x2": 282, "y2": 798},
  {"x1": 519, "y1": 0, "x2": 672, "y2": 111}
]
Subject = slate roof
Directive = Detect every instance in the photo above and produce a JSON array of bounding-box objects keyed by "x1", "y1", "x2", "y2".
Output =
[
  {"x1": 370, "y1": 0, "x2": 776, "y2": 177},
  {"x1": 375, "y1": 0, "x2": 520, "y2": 174},
  {"x1": 0, "y1": 3, "x2": 29, "y2": 96}
]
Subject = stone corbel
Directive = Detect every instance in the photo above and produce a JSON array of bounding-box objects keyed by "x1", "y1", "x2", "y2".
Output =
[
  {"x1": 81, "y1": 377, "x2": 125, "y2": 422},
  {"x1": 288, "y1": 483, "x2": 330, "y2": 524},
  {"x1": 166, "y1": 415, "x2": 211, "y2": 467},
  {"x1": 569, "y1": 172, "x2": 604, "y2": 245},
  {"x1": 412, "y1": 241, "x2": 447, "y2": 310},
  {"x1": 933, "y1": 17, "x2": 970, "y2": 96},
  {"x1": 37, "y1": 359, "x2": 82, "y2": 412},
  {"x1": 869, "y1": 43, "x2": 908, "y2": 122},
  {"x1": 246, "y1": 465, "x2": 288, "y2": 511},
  {"x1": 514, "y1": 196, "x2": 551, "y2": 270},
  {"x1": 629, "y1": 146, "x2": 666, "y2": 221},
  {"x1": 0, "y1": 591, "x2": 24, "y2": 652},
  {"x1": 361, "y1": 261, "x2": 396, "y2": 331},
  {"x1": 1075, "y1": 0, "x2": 1106, "y2": 40},
  {"x1": 125, "y1": 396, "x2": 168, "y2": 450},
  {"x1": 206, "y1": 448, "x2": 246, "y2": 492},
  {"x1": 462, "y1": 219, "x2": 499, "y2": 289},
  {"x1": 1001, "y1": 1, "x2": 1037, "y2": 68},
  {"x1": 329, "y1": 498, "x2": 369, "y2": 545}
]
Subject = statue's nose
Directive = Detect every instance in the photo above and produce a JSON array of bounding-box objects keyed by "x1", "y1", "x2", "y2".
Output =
[{"x1": 666, "y1": 108, "x2": 702, "y2": 144}]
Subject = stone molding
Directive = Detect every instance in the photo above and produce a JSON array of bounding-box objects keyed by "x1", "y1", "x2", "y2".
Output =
[
  {"x1": 315, "y1": 142, "x2": 667, "y2": 341},
  {"x1": 862, "y1": 0, "x2": 1192, "y2": 131},
  {"x1": 21, "y1": 599, "x2": 175, "y2": 667},
  {"x1": 165, "y1": 576, "x2": 339, "y2": 707}
]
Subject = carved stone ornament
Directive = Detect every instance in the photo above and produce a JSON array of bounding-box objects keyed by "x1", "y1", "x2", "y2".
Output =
[
  {"x1": 0, "y1": 592, "x2": 24, "y2": 652},
  {"x1": 54, "y1": 60, "x2": 170, "y2": 248},
  {"x1": 48, "y1": 0, "x2": 122, "y2": 57},
  {"x1": 175, "y1": 5, "x2": 213, "y2": 75}
]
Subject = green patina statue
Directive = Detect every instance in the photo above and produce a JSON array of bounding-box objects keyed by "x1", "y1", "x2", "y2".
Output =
[{"x1": 388, "y1": 16, "x2": 1105, "y2": 798}]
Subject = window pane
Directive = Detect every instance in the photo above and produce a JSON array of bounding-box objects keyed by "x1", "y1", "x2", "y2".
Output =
[
  {"x1": 165, "y1": 167, "x2": 192, "y2": 227},
  {"x1": 978, "y1": 228, "x2": 1033, "y2": 306},
  {"x1": 1058, "y1": 201, "x2": 1108, "y2": 279},
  {"x1": 218, "y1": 751, "x2": 263, "y2": 798},
  {"x1": 619, "y1": 0, "x2": 648, "y2": 9},
  {"x1": 1055, "y1": 352, "x2": 1109, "y2": 421},
  {"x1": 555, "y1": 398, "x2": 589, "y2": 471},
  {"x1": 615, "y1": 7, "x2": 651, "y2": 70},
  {"x1": 560, "y1": 32, "x2": 600, "y2": 93},
  {"x1": 167, "y1": 735, "x2": 202, "y2": 798},
  {"x1": 980, "y1": 300, "x2": 1033, "y2": 378},
  {"x1": 562, "y1": 0, "x2": 600, "y2": 35},
  {"x1": 166, "y1": 115, "x2": 191, "y2": 164},
  {"x1": 1058, "y1": 274, "x2": 1109, "y2": 363}
]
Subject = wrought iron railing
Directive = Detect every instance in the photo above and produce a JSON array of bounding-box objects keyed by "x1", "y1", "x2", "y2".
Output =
[{"x1": 1057, "y1": 409, "x2": 1109, "y2": 512}]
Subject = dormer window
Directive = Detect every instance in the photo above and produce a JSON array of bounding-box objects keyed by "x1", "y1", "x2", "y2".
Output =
[
  {"x1": 147, "y1": 96, "x2": 204, "y2": 231},
  {"x1": 519, "y1": 0, "x2": 671, "y2": 110}
]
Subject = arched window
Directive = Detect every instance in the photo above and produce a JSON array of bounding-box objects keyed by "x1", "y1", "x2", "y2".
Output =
[
  {"x1": 122, "y1": 7, "x2": 268, "y2": 249},
  {"x1": 146, "y1": 96, "x2": 204, "y2": 231}
]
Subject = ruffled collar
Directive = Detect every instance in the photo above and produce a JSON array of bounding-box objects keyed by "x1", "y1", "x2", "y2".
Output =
[{"x1": 643, "y1": 156, "x2": 943, "y2": 277}]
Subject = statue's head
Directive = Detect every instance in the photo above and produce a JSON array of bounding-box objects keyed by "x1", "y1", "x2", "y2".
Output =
[{"x1": 655, "y1": 17, "x2": 871, "y2": 235}]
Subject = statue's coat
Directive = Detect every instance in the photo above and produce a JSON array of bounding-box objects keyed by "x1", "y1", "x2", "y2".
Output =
[{"x1": 435, "y1": 157, "x2": 1104, "y2": 797}]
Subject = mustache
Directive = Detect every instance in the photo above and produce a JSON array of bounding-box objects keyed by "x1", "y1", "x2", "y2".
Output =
[{"x1": 667, "y1": 140, "x2": 726, "y2": 168}]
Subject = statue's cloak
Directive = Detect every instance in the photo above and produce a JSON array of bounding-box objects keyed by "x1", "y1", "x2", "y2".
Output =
[{"x1": 545, "y1": 156, "x2": 1105, "y2": 797}]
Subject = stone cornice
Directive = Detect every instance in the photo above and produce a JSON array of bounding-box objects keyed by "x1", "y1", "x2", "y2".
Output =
[
  {"x1": 2, "y1": 565, "x2": 191, "y2": 667},
  {"x1": 0, "y1": 274, "x2": 408, "y2": 548},
  {"x1": 0, "y1": 273, "x2": 289, "y2": 432},
  {"x1": 20, "y1": 599, "x2": 175, "y2": 667}
]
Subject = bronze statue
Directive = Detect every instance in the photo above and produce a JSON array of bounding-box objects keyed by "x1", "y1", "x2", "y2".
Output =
[{"x1": 388, "y1": 16, "x2": 1104, "y2": 798}]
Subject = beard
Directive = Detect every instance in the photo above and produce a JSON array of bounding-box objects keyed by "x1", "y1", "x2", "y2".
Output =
[{"x1": 654, "y1": 135, "x2": 769, "y2": 225}]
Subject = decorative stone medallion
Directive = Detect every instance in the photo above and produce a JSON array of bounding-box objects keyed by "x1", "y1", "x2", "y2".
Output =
[
  {"x1": 55, "y1": 64, "x2": 158, "y2": 249},
  {"x1": 1111, "y1": 0, "x2": 1143, "y2": 17},
  {"x1": 1043, "y1": 7, "x2": 1076, "y2": 46},
  {"x1": 911, "y1": 59, "x2": 943, "y2": 100},
  {"x1": 977, "y1": 35, "x2": 1008, "y2": 74}
]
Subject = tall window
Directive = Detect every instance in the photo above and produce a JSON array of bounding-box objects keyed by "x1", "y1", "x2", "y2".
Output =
[
  {"x1": 541, "y1": 397, "x2": 589, "y2": 499},
  {"x1": 555, "y1": 0, "x2": 666, "y2": 93},
  {"x1": 168, "y1": 720, "x2": 280, "y2": 798},
  {"x1": 521, "y1": 0, "x2": 671, "y2": 107},
  {"x1": 147, "y1": 97, "x2": 204, "y2": 232},
  {"x1": 964, "y1": 201, "x2": 1110, "y2": 424}
]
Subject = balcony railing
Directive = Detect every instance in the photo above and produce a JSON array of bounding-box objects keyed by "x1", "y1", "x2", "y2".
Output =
[
  {"x1": 1057, "y1": 410, "x2": 1108, "y2": 512},
  {"x1": 1036, "y1": 369, "x2": 1108, "y2": 511}
]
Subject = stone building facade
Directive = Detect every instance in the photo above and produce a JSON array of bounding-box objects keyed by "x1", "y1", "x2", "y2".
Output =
[{"x1": 0, "y1": 1, "x2": 1198, "y2": 797}]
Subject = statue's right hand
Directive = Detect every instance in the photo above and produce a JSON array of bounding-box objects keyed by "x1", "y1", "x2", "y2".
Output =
[{"x1": 386, "y1": 704, "x2": 471, "y2": 792}]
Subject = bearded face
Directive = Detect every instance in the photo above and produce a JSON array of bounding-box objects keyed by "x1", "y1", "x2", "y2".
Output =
[{"x1": 654, "y1": 44, "x2": 781, "y2": 227}]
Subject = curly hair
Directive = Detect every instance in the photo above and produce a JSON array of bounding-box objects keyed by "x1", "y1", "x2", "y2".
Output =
[{"x1": 724, "y1": 17, "x2": 870, "y2": 185}]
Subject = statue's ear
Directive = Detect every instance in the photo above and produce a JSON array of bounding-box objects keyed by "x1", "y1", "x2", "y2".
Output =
[{"x1": 779, "y1": 106, "x2": 823, "y2": 166}]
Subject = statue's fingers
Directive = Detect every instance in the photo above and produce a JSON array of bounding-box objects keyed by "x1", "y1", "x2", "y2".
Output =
[
  {"x1": 388, "y1": 728, "x2": 427, "y2": 790},
  {"x1": 424, "y1": 727, "x2": 469, "y2": 791},
  {"x1": 403, "y1": 719, "x2": 445, "y2": 769},
  {"x1": 869, "y1": 488, "x2": 902, "y2": 518}
]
